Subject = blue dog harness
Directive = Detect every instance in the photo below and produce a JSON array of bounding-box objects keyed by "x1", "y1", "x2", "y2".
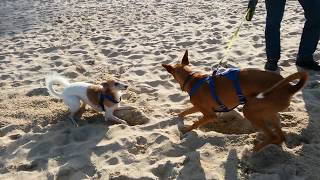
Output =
[
  {"x1": 188, "y1": 68, "x2": 246, "y2": 112},
  {"x1": 99, "y1": 93, "x2": 121, "y2": 111}
]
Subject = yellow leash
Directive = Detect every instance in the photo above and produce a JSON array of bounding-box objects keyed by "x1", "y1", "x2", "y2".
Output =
[{"x1": 213, "y1": 9, "x2": 251, "y2": 73}]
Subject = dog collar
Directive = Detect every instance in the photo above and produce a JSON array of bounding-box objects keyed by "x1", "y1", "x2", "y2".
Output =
[
  {"x1": 99, "y1": 93, "x2": 121, "y2": 111},
  {"x1": 182, "y1": 72, "x2": 196, "y2": 91}
]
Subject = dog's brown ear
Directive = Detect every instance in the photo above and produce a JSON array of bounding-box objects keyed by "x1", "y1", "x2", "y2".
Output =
[
  {"x1": 162, "y1": 64, "x2": 174, "y2": 74},
  {"x1": 181, "y1": 50, "x2": 189, "y2": 65},
  {"x1": 101, "y1": 82, "x2": 109, "y2": 89}
]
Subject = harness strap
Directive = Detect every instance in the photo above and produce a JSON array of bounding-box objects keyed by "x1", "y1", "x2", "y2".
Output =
[
  {"x1": 188, "y1": 77, "x2": 210, "y2": 97},
  {"x1": 188, "y1": 76, "x2": 229, "y2": 112},
  {"x1": 99, "y1": 93, "x2": 121, "y2": 111},
  {"x1": 187, "y1": 69, "x2": 246, "y2": 112},
  {"x1": 207, "y1": 77, "x2": 229, "y2": 112},
  {"x1": 221, "y1": 69, "x2": 246, "y2": 104}
]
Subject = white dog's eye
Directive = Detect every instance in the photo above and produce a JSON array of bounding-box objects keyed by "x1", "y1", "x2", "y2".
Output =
[{"x1": 114, "y1": 82, "x2": 119, "y2": 86}]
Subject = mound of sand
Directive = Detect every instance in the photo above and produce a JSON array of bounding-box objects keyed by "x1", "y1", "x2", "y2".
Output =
[
  {"x1": 114, "y1": 107, "x2": 150, "y2": 126},
  {"x1": 200, "y1": 110, "x2": 255, "y2": 134}
]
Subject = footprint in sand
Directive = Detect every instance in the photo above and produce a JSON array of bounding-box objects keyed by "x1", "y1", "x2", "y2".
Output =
[
  {"x1": 145, "y1": 80, "x2": 173, "y2": 88},
  {"x1": 112, "y1": 38, "x2": 126, "y2": 45},
  {"x1": 41, "y1": 47, "x2": 58, "y2": 53},
  {"x1": 28, "y1": 141, "x2": 53, "y2": 158},
  {"x1": 107, "y1": 157, "x2": 119, "y2": 165},
  {"x1": 108, "y1": 52, "x2": 119, "y2": 58},
  {"x1": 101, "y1": 49, "x2": 111, "y2": 56},
  {"x1": 0, "y1": 75, "x2": 10, "y2": 80},
  {"x1": 128, "y1": 54, "x2": 144, "y2": 59},
  {"x1": 50, "y1": 55, "x2": 61, "y2": 60},
  {"x1": 16, "y1": 161, "x2": 38, "y2": 172},
  {"x1": 54, "y1": 61, "x2": 63, "y2": 67},
  {"x1": 68, "y1": 50, "x2": 88, "y2": 55},
  {"x1": 133, "y1": 70, "x2": 146, "y2": 76},
  {"x1": 168, "y1": 93, "x2": 186, "y2": 102},
  {"x1": 63, "y1": 71, "x2": 79, "y2": 79},
  {"x1": 90, "y1": 36, "x2": 112, "y2": 42},
  {"x1": 8, "y1": 134, "x2": 22, "y2": 140}
]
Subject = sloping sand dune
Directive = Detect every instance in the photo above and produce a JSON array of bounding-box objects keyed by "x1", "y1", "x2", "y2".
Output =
[{"x1": 0, "y1": 0, "x2": 319, "y2": 179}]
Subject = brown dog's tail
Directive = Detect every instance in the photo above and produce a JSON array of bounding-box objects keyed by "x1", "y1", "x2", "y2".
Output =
[{"x1": 260, "y1": 71, "x2": 308, "y2": 97}]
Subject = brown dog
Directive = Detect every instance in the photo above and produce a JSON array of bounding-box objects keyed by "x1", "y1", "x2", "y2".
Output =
[{"x1": 162, "y1": 50, "x2": 308, "y2": 152}]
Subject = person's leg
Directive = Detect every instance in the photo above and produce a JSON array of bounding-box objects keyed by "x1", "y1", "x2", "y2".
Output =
[
  {"x1": 296, "y1": 0, "x2": 320, "y2": 71},
  {"x1": 264, "y1": 0, "x2": 287, "y2": 71}
]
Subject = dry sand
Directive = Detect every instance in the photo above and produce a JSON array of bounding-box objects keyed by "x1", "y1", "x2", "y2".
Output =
[{"x1": 0, "y1": 0, "x2": 320, "y2": 179}]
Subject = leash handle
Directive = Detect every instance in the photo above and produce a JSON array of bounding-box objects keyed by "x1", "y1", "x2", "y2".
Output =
[{"x1": 245, "y1": 0, "x2": 258, "y2": 21}]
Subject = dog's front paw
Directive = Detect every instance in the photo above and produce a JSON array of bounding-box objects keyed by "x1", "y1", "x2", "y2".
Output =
[
  {"x1": 107, "y1": 116, "x2": 128, "y2": 125},
  {"x1": 177, "y1": 112, "x2": 185, "y2": 118}
]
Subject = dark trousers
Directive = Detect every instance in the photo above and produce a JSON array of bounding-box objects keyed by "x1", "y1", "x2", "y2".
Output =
[{"x1": 265, "y1": 0, "x2": 320, "y2": 61}]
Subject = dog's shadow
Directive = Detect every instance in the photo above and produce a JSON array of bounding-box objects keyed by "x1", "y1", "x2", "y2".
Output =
[
  {"x1": 298, "y1": 68, "x2": 320, "y2": 177},
  {"x1": 1, "y1": 109, "x2": 114, "y2": 179},
  {"x1": 177, "y1": 150, "x2": 206, "y2": 180},
  {"x1": 1, "y1": 101, "x2": 159, "y2": 179}
]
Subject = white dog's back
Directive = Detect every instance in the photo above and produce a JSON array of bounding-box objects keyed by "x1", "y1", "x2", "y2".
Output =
[
  {"x1": 62, "y1": 82, "x2": 92, "y2": 101},
  {"x1": 45, "y1": 74, "x2": 92, "y2": 100}
]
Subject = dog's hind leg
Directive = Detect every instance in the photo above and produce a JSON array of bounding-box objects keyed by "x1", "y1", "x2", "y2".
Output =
[
  {"x1": 178, "y1": 106, "x2": 199, "y2": 118},
  {"x1": 251, "y1": 120, "x2": 277, "y2": 152},
  {"x1": 64, "y1": 96, "x2": 81, "y2": 127},
  {"x1": 269, "y1": 113, "x2": 285, "y2": 145},
  {"x1": 75, "y1": 102, "x2": 86, "y2": 120},
  {"x1": 243, "y1": 105, "x2": 277, "y2": 152}
]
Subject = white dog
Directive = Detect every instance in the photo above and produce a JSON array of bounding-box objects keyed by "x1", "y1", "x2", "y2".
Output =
[{"x1": 45, "y1": 74, "x2": 130, "y2": 127}]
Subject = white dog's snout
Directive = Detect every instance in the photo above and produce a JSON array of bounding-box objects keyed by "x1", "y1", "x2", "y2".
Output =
[{"x1": 115, "y1": 82, "x2": 128, "y2": 90}]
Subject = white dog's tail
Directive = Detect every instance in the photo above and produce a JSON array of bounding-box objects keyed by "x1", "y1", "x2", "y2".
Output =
[{"x1": 45, "y1": 74, "x2": 70, "y2": 98}]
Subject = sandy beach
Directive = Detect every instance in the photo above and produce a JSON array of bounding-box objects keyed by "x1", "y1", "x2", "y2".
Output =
[{"x1": 0, "y1": 0, "x2": 320, "y2": 179}]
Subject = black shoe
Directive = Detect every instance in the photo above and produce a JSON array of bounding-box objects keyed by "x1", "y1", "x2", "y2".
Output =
[
  {"x1": 264, "y1": 60, "x2": 278, "y2": 71},
  {"x1": 296, "y1": 60, "x2": 320, "y2": 71}
]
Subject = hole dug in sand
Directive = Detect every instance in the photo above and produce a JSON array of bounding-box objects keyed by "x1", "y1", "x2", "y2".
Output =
[
  {"x1": 68, "y1": 107, "x2": 150, "y2": 126},
  {"x1": 113, "y1": 107, "x2": 150, "y2": 126},
  {"x1": 200, "y1": 110, "x2": 255, "y2": 134}
]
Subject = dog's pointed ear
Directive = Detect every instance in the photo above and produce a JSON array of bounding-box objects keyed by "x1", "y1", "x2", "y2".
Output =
[
  {"x1": 162, "y1": 64, "x2": 174, "y2": 74},
  {"x1": 181, "y1": 50, "x2": 189, "y2": 65}
]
